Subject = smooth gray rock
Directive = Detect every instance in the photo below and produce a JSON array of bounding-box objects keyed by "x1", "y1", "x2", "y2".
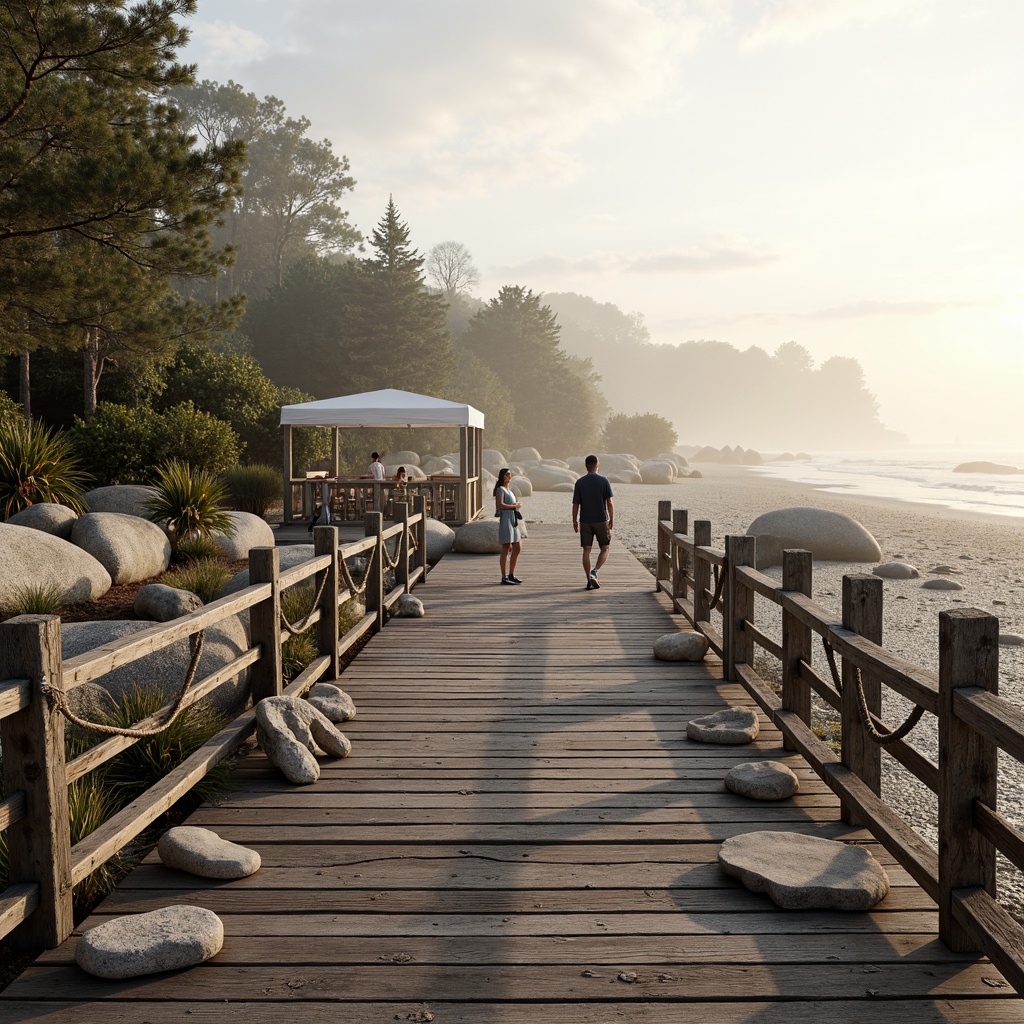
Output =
[
  {"x1": 510, "y1": 447, "x2": 542, "y2": 463},
  {"x1": 424, "y1": 518, "x2": 456, "y2": 564},
  {"x1": 999, "y1": 633, "x2": 1024, "y2": 647},
  {"x1": 526, "y1": 464, "x2": 578, "y2": 491},
  {"x1": 639, "y1": 460, "x2": 675, "y2": 484},
  {"x1": 211, "y1": 510, "x2": 275, "y2": 561},
  {"x1": 922, "y1": 578, "x2": 964, "y2": 591},
  {"x1": 255, "y1": 695, "x2": 352, "y2": 784},
  {"x1": 873, "y1": 562, "x2": 920, "y2": 580},
  {"x1": 134, "y1": 583, "x2": 203, "y2": 622},
  {"x1": 76, "y1": 905, "x2": 224, "y2": 978},
  {"x1": 746, "y1": 507, "x2": 881, "y2": 563},
  {"x1": 220, "y1": 545, "x2": 317, "y2": 597},
  {"x1": 71, "y1": 512, "x2": 171, "y2": 585},
  {"x1": 725, "y1": 761, "x2": 800, "y2": 801},
  {"x1": 390, "y1": 450, "x2": 421, "y2": 467},
  {"x1": 930, "y1": 565, "x2": 957, "y2": 574},
  {"x1": 657, "y1": 452, "x2": 690, "y2": 472},
  {"x1": 83, "y1": 484, "x2": 157, "y2": 517},
  {"x1": 509, "y1": 475, "x2": 533, "y2": 498},
  {"x1": 653, "y1": 632, "x2": 709, "y2": 662},
  {"x1": 306, "y1": 683, "x2": 357, "y2": 722},
  {"x1": 452, "y1": 520, "x2": 503, "y2": 554},
  {"x1": 395, "y1": 593, "x2": 425, "y2": 618},
  {"x1": 718, "y1": 831, "x2": 890, "y2": 910},
  {"x1": 0, "y1": 523, "x2": 111, "y2": 613},
  {"x1": 61, "y1": 617, "x2": 250, "y2": 717},
  {"x1": 7, "y1": 502, "x2": 78, "y2": 539},
  {"x1": 687, "y1": 707, "x2": 760, "y2": 745},
  {"x1": 157, "y1": 826, "x2": 261, "y2": 879}
]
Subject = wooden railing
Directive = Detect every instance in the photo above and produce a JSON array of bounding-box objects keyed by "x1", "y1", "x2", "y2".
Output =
[
  {"x1": 654, "y1": 500, "x2": 1024, "y2": 993},
  {"x1": 0, "y1": 498, "x2": 429, "y2": 953},
  {"x1": 288, "y1": 476, "x2": 474, "y2": 525}
]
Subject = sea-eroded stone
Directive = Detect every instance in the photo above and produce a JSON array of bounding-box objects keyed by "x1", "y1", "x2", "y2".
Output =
[
  {"x1": 157, "y1": 826, "x2": 261, "y2": 879},
  {"x1": 256, "y1": 695, "x2": 352, "y2": 784},
  {"x1": 725, "y1": 761, "x2": 800, "y2": 801},
  {"x1": 687, "y1": 707, "x2": 760, "y2": 745},
  {"x1": 306, "y1": 682, "x2": 357, "y2": 722},
  {"x1": 872, "y1": 562, "x2": 920, "y2": 580},
  {"x1": 653, "y1": 632, "x2": 709, "y2": 662}
]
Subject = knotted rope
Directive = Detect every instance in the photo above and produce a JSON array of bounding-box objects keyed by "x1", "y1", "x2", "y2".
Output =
[
  {"x1": 706, "y1": 564, "x2": 726, "y2": 612},
  {"x1": 42, "y1": 631, "x2": 206, "y2": 737},
  {"x1": 821, "y1": 636, "x2": 924, "y2": 746},
  {"x1": 279, "y1": 569, "x2": 330, "y2": 636}
]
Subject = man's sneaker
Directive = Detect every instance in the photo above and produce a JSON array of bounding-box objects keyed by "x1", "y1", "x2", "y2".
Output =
[
  {"x1": 585, "y1": 578, "x2": 595, "y2": 590},
  {"x1": 501, "y1": 576, "x2": 514, "y2": 585},
  {"x1": 589, "y1": 571, "x2": 600, "y2": 589},
  {"x1": 508, "y1": 575, "x2": 523, "y2": 584}
]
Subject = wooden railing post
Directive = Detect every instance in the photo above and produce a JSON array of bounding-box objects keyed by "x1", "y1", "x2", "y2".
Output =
[
  {"x1": 671, "y1": 508, "x2": 688, "y2": 604},
  {"x1": 724, "y1": 535, "x2": 756, "y2": 681},
  {"x1": 0, "y1": 615, "x2": 73, "y2": 950},
  {"x1": 781, "y1": 550, "x2": 813, "y2": 751},
  {"x1": 840, "y1": 574, "x2": 883, "y2": 824},
  {"x1": 313, "y1": 525, "x2": 339, "y2": 680},
  {"x1": 395, "y1": 501, "x2": 411, "y2": 593},
  {"x1": 656, "y1": 500, "x2": 671, "y2": 592},
  {"x1": 693, "y1": 520, "x2": 712, "y2": 625},
  {"x1": 938, "y1": 608, "x2": 998, "y2": 952},
  {"x1": 414, "y1": 495, "x2": 428, "y2": 584},
  {"x1": 249, "y1": 546, "x2": 282, "y2": 703},
  {"x1": 365, "y1": 511, "x2": 385, "y2": 632}
]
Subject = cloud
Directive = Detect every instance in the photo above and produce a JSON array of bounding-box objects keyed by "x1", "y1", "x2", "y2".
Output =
[
  {"x1": 741, "y1": 0, "x2": 935, "y2": 49},
  {"x1": 804, "y1": 299, "x2": 959, "y2": 320},
  {"x1": 185, "y1": 19, "x2": 270, "y2": 73},
  {"x1": 493, "y1": 240, "x2": 778, "y2": 280}
]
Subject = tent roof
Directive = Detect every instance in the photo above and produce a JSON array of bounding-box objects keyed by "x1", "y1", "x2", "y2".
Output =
[{"x1": 280, "y1": 388, "x2": 485, "y2": 429}]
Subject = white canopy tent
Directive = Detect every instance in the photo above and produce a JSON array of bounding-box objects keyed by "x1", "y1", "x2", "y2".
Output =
[{"x1": 279, "y1": 389, "x2": 485, "y2": 524}]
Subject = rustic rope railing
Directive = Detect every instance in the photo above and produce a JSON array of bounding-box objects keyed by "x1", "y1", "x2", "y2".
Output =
[
  {"x1": 654, "y1": 502, "x2": 1024, "y2": 995},
  {"x1": 0, "y1": 495, "x2": 429, "y2": 954}
]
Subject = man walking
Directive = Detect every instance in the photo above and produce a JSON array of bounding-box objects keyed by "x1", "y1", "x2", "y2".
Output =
[{"x1": 572, "y1": 454, "x2": 614, "y2": 590}]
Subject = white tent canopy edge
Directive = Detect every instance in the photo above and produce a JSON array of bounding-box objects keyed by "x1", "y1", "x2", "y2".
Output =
[{"x1": 280, "y1": 388, "x2": 485, "y2": 429}]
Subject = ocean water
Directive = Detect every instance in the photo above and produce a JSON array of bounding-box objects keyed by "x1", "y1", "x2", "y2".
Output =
[{"x1": 749, "y1": 449, "x2": 1024, "y2": 520}]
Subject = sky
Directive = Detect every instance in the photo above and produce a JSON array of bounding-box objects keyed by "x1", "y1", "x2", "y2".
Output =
[{"x1": 181, "y1": 1, "x2": 1024, "y2": 447}]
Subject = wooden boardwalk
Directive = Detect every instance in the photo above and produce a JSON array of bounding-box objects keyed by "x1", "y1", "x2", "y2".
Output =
[{"x1": 1, "y1": 524, "x2": 1017, "y2": 1021}]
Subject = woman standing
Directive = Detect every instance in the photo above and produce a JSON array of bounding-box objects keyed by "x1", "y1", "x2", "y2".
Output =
[{"x1": 494, "y1": 468, "x2": 523, "y2": 585}]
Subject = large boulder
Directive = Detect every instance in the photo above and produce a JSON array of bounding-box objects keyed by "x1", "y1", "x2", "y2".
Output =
[
  {"x1": 82, "y1": 484, "x2": 157, "y2": 517},
  {"x1": 421, "y1": 457, "x2": 455, "y2": 476},
  {"x1": 607, "y1": 471, "x2": 642, "y2": 485},
  {"x1": 482, "y1": 448, "x2": 509, "y2": 473},
  {"x1": 526, "y1": 465, "x2": 578, "y2": 491},
  {"x1": 211, "y1": 511, "x2": 275, "y2": 561},
  {"x1": 509, "y1": 475, "x2": 533, "y2": 498},
  {"x1": 745, "y1": 507, "x2": 881, "y2": 563},
  {"x1": 0, "y1": 523, "x2": 111, "y2": 612},
  {"x1": 953, "y1": 461, "x2": 1021, "y2": 475},
  {"x1": 71, "y1": 512, "x2": 171, "y2": 585},
  {"x1": 390, "y1": 450, "x2": 421, "y2": 467},
  {"x1": 511, "y1": 447, "x2": 542, "y2": 463},
  {"x1": 656, "y1": 452, "x2": 689, "y2": 472},
  {"x1": 7, "y1": 502, "x2": 78, "y2": 540},
  {"x1": 639, "y1": 460, "x2": 675, "y2": 485},
  {"x1": 134, "y1": 583, "x2": 204, "y2": 622},
  {"x1": 61, "y1": 616, "x2": 251, "y2": 717},
  {"x1": 424, "y1": 519, "x2": 456, "y2": 564},
  {"x1": 452, "y1": 519, "x2": 502, "y2": 554},
  {"x1": 256, "y1": 695, "x2": 351, "y2": 784}
]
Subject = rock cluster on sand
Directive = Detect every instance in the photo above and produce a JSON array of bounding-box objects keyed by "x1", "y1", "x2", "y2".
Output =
[
  {"x1": 157, "y1": 826, "x2": 261, "y2": 879},
  {"x1": 653, "y1": 632, "x2": 709, "y2": 662},
  {"x1": 686, "y1": 707, "x2": 760, "y2": 744},
  {"x1": 255, "y1": 695, "x2": 352, "y2": 784},
  {"x1": 718, "y1": 831, "x2": 890, "y2": 910},
  {"x1": 746, "y1": 506, "x2": 882, "y2": 565},
  {"x1": 75, "y1": 905, "x2": 224, "y2": 979},
  {"x1": 725, "y1": 761, "x2": 799, "y2": 801}
]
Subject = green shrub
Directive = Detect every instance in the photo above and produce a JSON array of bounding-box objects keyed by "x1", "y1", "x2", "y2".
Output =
[
  {"x1": 174, "y1": 534, "x2": 223, "y2": 564},
  {"x1": 223, "y1": 463, "x2": 280, "y2": 518},
  {"x1": 281, "y1": 582, "x2": 318, "y2": 681},
  {"x1": 144, "y1": 460, "x2": 233, "y2": 551},
  {"x1": 0, "y1": 390, "x2": 22, "y2": 428},
  {"x1": 70, "y1": 402, "x2": 241, "y2": 486},
  {"x1": 7, "y1": 582, "x2": 64, "y2": 614},
  {"x1": 163, "y1": 558, "x2": 231, "y2": 603},
  {"x1": 601, "y1": 411, "x2": 679, "y2": 460},
  {"x1": 0, "y1": 417, "x2": 91, "y2": 518}
]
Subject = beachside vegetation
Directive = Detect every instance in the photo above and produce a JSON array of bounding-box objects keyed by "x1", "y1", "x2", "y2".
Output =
[
  {"x1": 601, "y1": 412, "x2": 678, "y2": 460},
  {"x1": 5, "y1": 582, "x2": 65, "y2": 616},
  {"x1": 162, "y1": 558, "x2": 232, "y2": 604},
  {"x1": 223, "y1": 464, "x2": 281, "y2": 518},
  {"x1": 143, "y1": 460, "x2": 233, "y2": 550},
  {"x1": 0, "y1": 418, "x2": 91, "y2": 519},
  {"x1": 281, "y1": 583, "x2": 320, "y2": 681}
]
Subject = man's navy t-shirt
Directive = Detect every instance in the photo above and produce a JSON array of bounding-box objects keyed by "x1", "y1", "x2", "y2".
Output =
[{"x1": 572, "y1": 472, "x2": 613, "y2": 523}]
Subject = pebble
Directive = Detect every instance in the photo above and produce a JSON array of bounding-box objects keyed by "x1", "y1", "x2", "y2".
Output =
[
  {"x1": 725, "y1": 761, "x2": 799, "y2": 800},
  {"x1": 158, "y1": 826, "x2": 260, "y2": 879},
  {"x1": 76, "y1": 905, "x2": 224, "y2": 978},
  {"x1": 653, "y1": 632, "x2": 709, "y2": 662}
]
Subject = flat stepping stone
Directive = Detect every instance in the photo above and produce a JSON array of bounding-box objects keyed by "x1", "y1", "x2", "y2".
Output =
[
  {"x1": 76, "y1": 905, "x2": 224, "y2": 978},
  {"x1": 653, "y1": 632, "x2": 709, "y2": 662},
  {"x1": 157, "y1": 827, "x2": 260, "y2": 880},
  {"x1": 922, "y1": 577, "x2": 964, "y2": 591},
  {"x1": 255, "y1": 695, "x2": 351, "y2": 785},
  {"x1": 725, "y1": 761, "x2": 799, "y2": 800},
  {"x1": 687, "y1": 707, "x2": 759, "y2": 744},
  {"x1": 718, "y1": 831, "x2": 890, "y2": 911},
  {"x1": 306, "y1": 683, "x2": 357, "y2": 722}
]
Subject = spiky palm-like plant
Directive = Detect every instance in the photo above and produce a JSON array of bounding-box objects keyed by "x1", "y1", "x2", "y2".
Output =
[
  {"x1": 0, "y1": 418, "x2": 91, "y2": 519},
  {"x1": 143, "y1": 459, "x2": 232, "y2": 549}
]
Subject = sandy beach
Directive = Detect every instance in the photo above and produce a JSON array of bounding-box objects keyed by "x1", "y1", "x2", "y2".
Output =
[{"x1": 521, "y1": 463, "x2": 1024, "y2": 912}]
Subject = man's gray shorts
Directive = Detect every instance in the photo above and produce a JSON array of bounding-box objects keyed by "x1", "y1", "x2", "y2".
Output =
[{"x1": 580, "y1": 522, "x2": 611, "y2": 548}]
